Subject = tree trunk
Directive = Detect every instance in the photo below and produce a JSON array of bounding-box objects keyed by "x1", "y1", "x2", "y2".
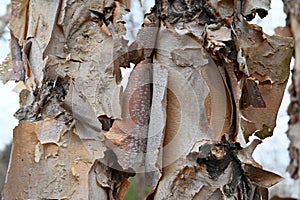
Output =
[
  {"x1": 2, "y1": 0, "x2": 294, "y2": 199},
  {"x1": 284, "y1": 0, "x2": 300, "y2": 198}
]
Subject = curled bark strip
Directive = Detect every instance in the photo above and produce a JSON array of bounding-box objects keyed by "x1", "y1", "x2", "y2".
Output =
[{"x1": 6, "y1": 33, "x2": 25, "y2": 82}]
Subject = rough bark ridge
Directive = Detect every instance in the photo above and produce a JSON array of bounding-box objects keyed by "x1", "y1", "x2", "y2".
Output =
[
  {"x1": 283, "y1": 0, "x2": 300, "y2": 198},
  {"x1": 1, "y1": 0, "x2": 294, "y2": 199}
]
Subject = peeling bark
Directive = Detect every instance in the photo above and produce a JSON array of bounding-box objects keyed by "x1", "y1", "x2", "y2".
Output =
[
  {"x1": 284, "y1": 0, "x2": 300, "y2": 198},
  {"x1": 2, "y1": 0, "x2": 294, "y2": 199}
]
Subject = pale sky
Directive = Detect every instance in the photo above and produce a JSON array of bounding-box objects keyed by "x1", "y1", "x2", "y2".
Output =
[{"x1": 0, "y1": 0, "x2": 18, "y2": 151}]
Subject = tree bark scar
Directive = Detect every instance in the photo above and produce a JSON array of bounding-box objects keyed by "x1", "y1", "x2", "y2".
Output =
[
  {"x1": 122, "y1": 61, "x2": 151, "y2": 125},
  {"x1": 105, "y1": 61, "x2": 152, "y2": 170}
]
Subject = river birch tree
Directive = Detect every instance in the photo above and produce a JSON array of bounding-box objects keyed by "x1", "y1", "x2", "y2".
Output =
[{"x1": 1, "y1": 0, "x2": 294, "y2": 199}]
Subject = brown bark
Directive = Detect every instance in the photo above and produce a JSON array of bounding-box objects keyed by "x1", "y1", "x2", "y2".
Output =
[
  {"x1": 283, "y1": 0, "x2": 300, "y2": 198},
  {"x1": 1, "y1": 0, "x2": 294, "y2": 199}
]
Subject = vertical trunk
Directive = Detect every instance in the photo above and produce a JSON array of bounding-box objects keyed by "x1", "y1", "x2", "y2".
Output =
[
  {"x1": 284, "y1": 0, "x2": 300, "y2": 198},
  {"x1": 2, "y1": 0, "x2": 294, "y2": 199},
  {"x1": 3, "y1": 0, "x2": 132, "y2": 199},
  {"x1": 142, "y1": 1, "x2": 292, "y2": 199}
]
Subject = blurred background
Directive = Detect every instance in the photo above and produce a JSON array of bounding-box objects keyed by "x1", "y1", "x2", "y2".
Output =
[{"x1": 0, "y1": 0, "x2": 18, "y2": 151}]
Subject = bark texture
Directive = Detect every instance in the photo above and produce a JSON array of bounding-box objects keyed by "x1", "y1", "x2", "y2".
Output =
[
  {"x1": 1, "y1": 0, "x2": 294, "y2": 199},
  {"x1": 283, "y1": 0, "x2": 300, "y2": 198}
]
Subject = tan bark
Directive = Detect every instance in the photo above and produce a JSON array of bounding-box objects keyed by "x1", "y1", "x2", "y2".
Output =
[
  {"x1": 1, "y1": 0, "x2": 294, "y2": 199},
  {"x1": 283, "y1": 0, "x2": 300, "y2": 198}
]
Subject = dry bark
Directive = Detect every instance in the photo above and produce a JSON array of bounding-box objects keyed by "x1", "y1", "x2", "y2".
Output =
[
  {"x1": 282, "y1": 0, "x2": 300, "y2": 198},
  {"x1": 1, "y1": 0, "x2": 294, "y2": 199}
]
